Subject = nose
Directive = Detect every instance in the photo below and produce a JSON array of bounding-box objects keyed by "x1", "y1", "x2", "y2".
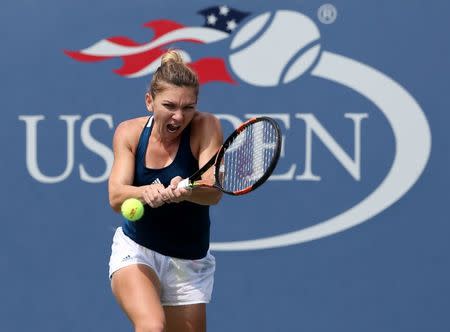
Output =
[{"x1": 172, "y1": 109, "x2": 184, "y2": 122}]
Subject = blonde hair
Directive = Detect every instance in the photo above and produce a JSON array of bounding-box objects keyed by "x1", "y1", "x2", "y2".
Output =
[{"x1": 149, "y1": 50, "x2": 199, "y2": 98}]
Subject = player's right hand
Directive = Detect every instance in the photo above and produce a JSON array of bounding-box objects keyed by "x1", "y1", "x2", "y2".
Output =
[{"x1": 163, "y1": 176, "x2": 192, "y2": 203}]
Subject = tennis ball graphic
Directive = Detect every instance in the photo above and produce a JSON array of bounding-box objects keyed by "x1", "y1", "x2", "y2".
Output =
[{"x1": 229, "y1": 10, "x2": 321, "y2": 86}]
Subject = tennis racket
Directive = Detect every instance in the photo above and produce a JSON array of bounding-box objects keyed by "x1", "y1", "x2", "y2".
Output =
[{"x1": 177, "y1": 116, "x2": 282, "y2": 195}]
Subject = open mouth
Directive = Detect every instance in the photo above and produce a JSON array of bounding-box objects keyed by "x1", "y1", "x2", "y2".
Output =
[{"x1": 167, "y1": 123, "x2": 181, "y2": 133}]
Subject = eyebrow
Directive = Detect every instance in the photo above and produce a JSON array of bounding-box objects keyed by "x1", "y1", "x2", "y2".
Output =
[{"x1": 162, "y1": 100, "x2": 197, "y2": 106}]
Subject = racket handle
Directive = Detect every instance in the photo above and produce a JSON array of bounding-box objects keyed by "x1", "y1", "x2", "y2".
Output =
[{"x1": 177, "y1": 178, "x2": 192, "y2": 190}]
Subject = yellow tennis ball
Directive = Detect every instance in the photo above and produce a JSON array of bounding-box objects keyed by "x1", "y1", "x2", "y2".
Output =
[{"x1": 121, "y1": 198, "x2": 144, "y2": 221}]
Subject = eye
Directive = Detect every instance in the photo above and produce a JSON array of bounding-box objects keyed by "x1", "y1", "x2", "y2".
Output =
[
  {"x1": 163, "y1": 103, "x2": 176, "y2": 110},
  {"x1": 184, "y1": 105, "x2": 196, "y2": 111}
]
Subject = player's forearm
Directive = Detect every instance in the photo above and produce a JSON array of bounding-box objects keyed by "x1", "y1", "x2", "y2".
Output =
[
  {"x1": 185, "y1": 187, "x2": 223, "y2": 206},
  {"x1": 109, "y1": 183, "x2": 145, "y2": 212}
]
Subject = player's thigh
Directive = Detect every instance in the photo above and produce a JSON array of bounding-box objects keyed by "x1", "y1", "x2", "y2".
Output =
[
  {"x1": 164, "y1": 303, "x2": 206, "y2": 332},
  {"x1": 111, "y1": 264, "x2": 165, "y2": 327}
]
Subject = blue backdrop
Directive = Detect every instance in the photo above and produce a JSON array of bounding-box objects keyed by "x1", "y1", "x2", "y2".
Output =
[{"x1": 2, "y1": 1, "x2": 449, "y2": 331}]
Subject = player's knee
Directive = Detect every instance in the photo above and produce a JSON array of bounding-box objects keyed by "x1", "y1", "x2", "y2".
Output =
[{"x1": 134, "y1": 319, "x2": 165, "y2": 332}]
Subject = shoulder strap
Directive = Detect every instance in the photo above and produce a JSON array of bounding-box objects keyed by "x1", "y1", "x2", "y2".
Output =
[{"x1": 136, "y1": 116, "x2": 153, "y2": 163}]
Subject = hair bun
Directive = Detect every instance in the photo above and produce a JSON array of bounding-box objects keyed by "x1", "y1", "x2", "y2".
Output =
[{"x1": 161, "y1": 50, "x2": 184, "y2": 65}]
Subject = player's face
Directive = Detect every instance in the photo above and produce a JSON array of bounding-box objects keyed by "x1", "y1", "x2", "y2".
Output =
[{"x1": 146, "y1": 84, "x2": 197, "y2": 140}]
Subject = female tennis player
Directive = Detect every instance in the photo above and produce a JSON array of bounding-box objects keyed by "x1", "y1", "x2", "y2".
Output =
[{"x1": 108, "y1": 49, "x2": 223, "y2": 332}]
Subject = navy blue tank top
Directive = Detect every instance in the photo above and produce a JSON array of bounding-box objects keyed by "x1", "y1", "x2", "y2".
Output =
[{"x1": 122, "y1": 117, "x2": 210, "y2": 259}]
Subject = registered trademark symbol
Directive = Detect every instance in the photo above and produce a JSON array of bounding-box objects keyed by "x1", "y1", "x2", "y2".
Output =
[{"x1": 318, "y1": 3, "x2": 337, "y2": 24}]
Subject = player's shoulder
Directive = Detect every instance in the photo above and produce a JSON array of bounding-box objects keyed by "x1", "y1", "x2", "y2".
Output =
[
  {"x1": 113, "y1": 116, "x2": 149, "y2": 147},
  {"x1": 191, "y1": 112, "x2": 221, "y2": 132},
  {"x1": 115, "y1": 116, "x2": 148, "y2": 136}
]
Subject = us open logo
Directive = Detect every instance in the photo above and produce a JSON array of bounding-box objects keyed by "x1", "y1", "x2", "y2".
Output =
[
  {"x1": 21, "y1": 6, "x2": 431, "y2": 250},
  {"x1": 215, "y1": 9, "x2": 430, "y2": 251}
]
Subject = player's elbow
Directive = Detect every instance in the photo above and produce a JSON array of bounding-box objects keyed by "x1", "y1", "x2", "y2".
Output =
[
  {"x1": 108, "y1": 190, "x2": 122, "y2": 213},
  {"x1": 109, "y1": 198, "x2": 121, "y2": 213}
]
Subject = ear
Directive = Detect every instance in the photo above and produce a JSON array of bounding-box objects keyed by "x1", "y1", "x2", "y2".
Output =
[{"x1": 145, "y1": 93, "x2": 153, "y2": 112}]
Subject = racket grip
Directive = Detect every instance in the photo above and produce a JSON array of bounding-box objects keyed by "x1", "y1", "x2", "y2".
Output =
[{"x1": 177, "y1": 178, "x2": 191, "y2": 190}]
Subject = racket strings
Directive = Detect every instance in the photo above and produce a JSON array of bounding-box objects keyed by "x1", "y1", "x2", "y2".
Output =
[{"x1": 220, "y1": 120, "x2": 279, "y2": 193}]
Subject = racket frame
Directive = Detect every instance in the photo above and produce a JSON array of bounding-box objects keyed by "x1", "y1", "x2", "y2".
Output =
[{"x1": 184, "y1": 116, "x2": 282, "y2": 195}]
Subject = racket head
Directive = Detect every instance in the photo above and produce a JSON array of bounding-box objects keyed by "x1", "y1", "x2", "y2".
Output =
[{"x1": 214, "y1": 116, "x2": 282, "y2": 195}]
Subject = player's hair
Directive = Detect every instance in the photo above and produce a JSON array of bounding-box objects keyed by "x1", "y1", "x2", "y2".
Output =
[{"x1": 149, "y1": 50, "x2": 199, "y2": 98}]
